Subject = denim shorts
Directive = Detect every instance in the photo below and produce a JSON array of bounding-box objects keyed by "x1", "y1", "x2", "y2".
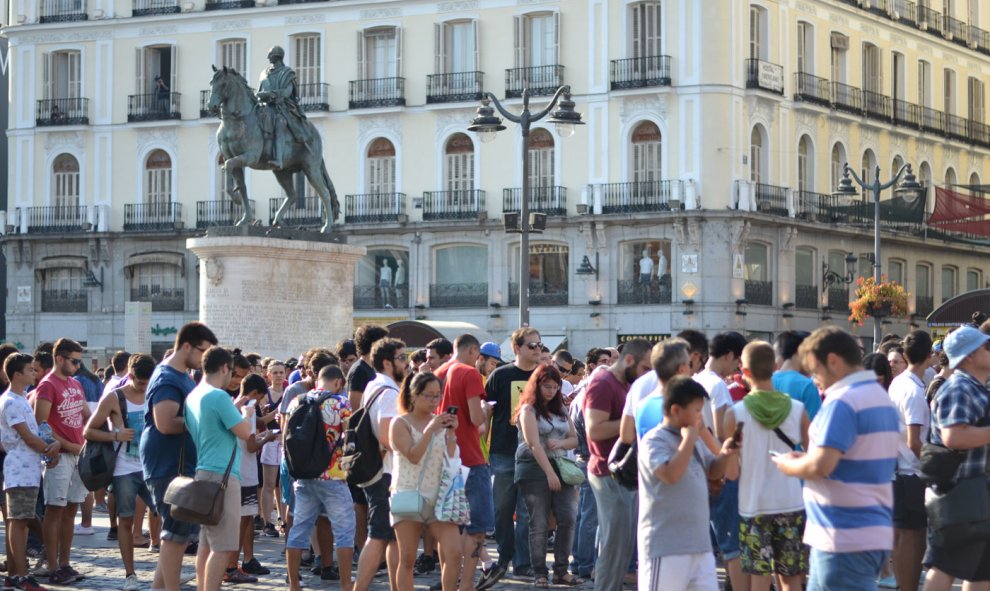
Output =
[
  {"x1": 289, "y1": 478, "x2": 356, "y2": 549},
  {"x1": 362, "y1": 473, "x2": 394, "y2": 542},
  {"x1": 147, "y1": 475, "x2": 199, "y2": 544},
  {"x1": 709, "y1": 479, "x2": 741, "y2": 560},
  {"x1": 111, "y1": 471, "x2": 155, "y2": 519},
  {"x1": 808, "y1": 549, "x2": 888, "y2": 591},
  {"x1": 465, "y1": 464, "x2": 495, "y2": 535}
]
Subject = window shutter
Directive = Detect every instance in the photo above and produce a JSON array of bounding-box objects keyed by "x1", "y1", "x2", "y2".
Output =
[
  {"x1": 395, "y1": 27, "x2": 403, "y2": 78},
  {"x1": 135, "y1": 47, "x2": 145, "y2": 95},
  {"x1": 357, "y1": 30, "x2": 367, "y2": 79},
  {"x1": 513, "y1": 15, "x2": 524, "y2": 68},
  {"x1": 435, "y1": 22, "x2": 444, "y2": 74},
  {"x1": 43, "y1": 52, "x2": 53, "y2": 100},
  {"x1": 472, "y1": 19, "x2": 480, "y2": 71},
  {"x1": 552, "y1": 12, "x2": 560, "y2": 65},
  {"x1": 631, "y1": 4, "x2": 641, "y2": 59},
  {"x1": 169, "y1": 45, "x2": 178, "y2": 92},
  {"x1": 68, "y1": 51, "x2": 81, "y2": 99}
]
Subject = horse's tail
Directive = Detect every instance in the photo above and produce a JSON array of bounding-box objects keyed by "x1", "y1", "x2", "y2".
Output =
[{"x1": 321, "y1": 161, "x2": 340, "y2": 221}]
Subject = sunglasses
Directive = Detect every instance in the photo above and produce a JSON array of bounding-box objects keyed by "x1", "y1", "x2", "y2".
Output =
[
  {"x1": 525, "y1": 342, "x2": 544, "y2": 351},
  {"x1": 68, "y1": 359, "x2": 81, "y2": 367},
  {"x1": 555, "y1": 364, "x2": 572, "y2": 375}
]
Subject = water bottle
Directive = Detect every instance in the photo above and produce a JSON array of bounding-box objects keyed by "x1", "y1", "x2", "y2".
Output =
[{"x1": 38, "y1": 421, "x2": 54, "y2": 464}]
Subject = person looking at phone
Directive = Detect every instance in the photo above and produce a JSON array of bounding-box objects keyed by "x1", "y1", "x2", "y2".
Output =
[{"x1": 723, "y1": 342, "x2": 810, "y2": 591}]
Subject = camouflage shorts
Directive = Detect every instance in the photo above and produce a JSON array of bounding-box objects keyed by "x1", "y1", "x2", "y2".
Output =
[{"x1": 739, "y1": 511, "x2": 810, "y2": 577}]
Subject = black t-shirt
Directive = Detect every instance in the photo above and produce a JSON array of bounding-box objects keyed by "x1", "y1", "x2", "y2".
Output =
[
  {"x1": 485, "y1": 363, "x2": 536, "y2": 457},
  {"x1": 347, "y1": 359, "x2": 377, "y2": 398}
]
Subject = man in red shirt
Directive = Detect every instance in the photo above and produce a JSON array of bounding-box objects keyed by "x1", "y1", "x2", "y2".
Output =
[
  {"x1": 34, "y1": 337, "x2": 91, "y2": 585},
  {"x1": 435, "y1": 334, "x2": 492, "y2": 591}
]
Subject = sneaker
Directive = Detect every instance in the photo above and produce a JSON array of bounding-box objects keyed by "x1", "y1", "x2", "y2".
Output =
[
  {"x1": 476, "y1": 563, "x2": 507, "y2": 591},
  {"x1": 64, "y1": 566, "x2": 84, "y2": 581},
  {"x1": 30, "y1": 562, "x2": 48, "y2": 579},
  {"x1": 242, "y1": 558, "x2": 270, "y2": 576},
  {"x1": 253, "y1": 515, "x2": 264, "y2": 531},
  {"x1": 299, "y1": 551, "x2": 314, "y2": 567},
  {"x1": 106, "y1": 528, "x2": 118, "y2": 542},
  {"x1": 25, "y1": 548, "x2": 43, "y2": 561},
  {"x1": 14, "y1": 576, "x2": 48, "y2": 591},
  {"x1": 321, "y1": 565, "x2": 340, "y2": 581},
  {"x1": 310, "y1": 563, "x2": 322, "y2": 576},
  {"x1": 223, "y1": 568, "x2": 258, "y2": 584},
  {"x1": 148, "y1": 544, "x2": 160, "y2": 554},
  {"x1": 94, "y1": 502, "x2": 108, "y2": 513},
  {"x1": 122, "y1": 574, "x2": 141, "y2": 591},
  {"x1": 72, "y1": 524, "x2": 93, "y2": 536},
  {"x1": 414, "y1": 553, "x2": 437, "y2": 575},
  {"x1": 262, "y1": 523, "x2": 280, "y2": 538},
  {"x1": 284, "y1": 575, "x2": 305, "y2": 588},
  {"x1": 48, "y1": 567, "x2": 75, "y2": 586}
]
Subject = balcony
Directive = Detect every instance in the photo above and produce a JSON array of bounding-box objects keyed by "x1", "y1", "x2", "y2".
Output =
[
  {"x1": 505, "y1": 65, "x2": 564, "y2": 99},
  {"x1": 793, "y1": 73, "x2": 831, "y2": 107},
  {"x1": 269, "y1": 196, "x2": 323, "y2": 228},
  {"x1": 199, "y1": 90, "x2": 216, "y2": 118},
  {"x1": 918, "y1": 5, "x2": 945, "y2": 36},
  {"x1": 795, "y1": 191, "x2": 831, "y2": 221},
  {"x1": 893, "y1": 99, "x2": 921, "y2": 128},
  {"x1": 920, "y1": 106, "x2": 945, "y2": 134},
  {"x1": 595, "y1": 180, "x2": 681, "y2": 214},
  {"x1": 753, "y1": 183, "x2": 788, "y2": 217},
  {"x1": 204, "y1": 0, "x2": 254, "y2": 9},
  {"x1": 41, "y1": 290, "x2": 87, "y2": 313},
  {"x1": 970, "y1": 120, "x2": 990, "y2": 147},
  {"x1": 862, "y1": 0, "x2": 889, "y2": 17},
  {"x1": 196, "y1": 200, "x2": 256, "y2": 229},
  {"x1": 945, "y1": 113, "x2": 968, "y2": 142},
  {"x1": 130, "y1": 287, "x2": 184, "y2": 312},
  {"x1": 422, "y1": 190, "x2": 485, "y2": 221},
  {"x1": 298, "y1": 83, "x2": 330, "y2": 112},
  {"x1": 916, "y1": 295, "x2": 935, "y2": 317},
  {"x1": 344, "y1": 193, "x2": 406, "y2": 224},
  {"x1": 502, "y1": 186, "x2": 567, "y2": 216},
  {"x1": 831, "y1": 82, "x2": 863, "y2": 114},
  {"x1": 426, "y1": 72, "x2": 484, "y2": 104},
  {"x1": 862, "y1": 90, "x2": 892, "y2": 121},
  {"x1": 610, "y1": 56, "x2": 671, "y2": 90},
  {"x1": 348, "y1": 78, "x2": 405, "y2": 109},
  {"x1": 944, "y1": 14, "x2": 969, "y2": 46},
  {"x1": 892, "y1": 0, "x2": 917, "y2": 26},
  {"x1": 132, "y1": 0, "x2": 179, "y2": 16},
  {"x1": 128, "y1": 92, "x2": 181, "y2": 122},
  {"x1": 40, "y1": 0, "x2": 87, "y2": 23},
  {"x1": 616, "y1": 278, "x2": 672, "y2": 305},
  {"x1": 508, "y1": 282, "x2": 568, "y2": 307},
  {"x1": 123, "y1": 202, "x2": 183, "y2": 231},
  {"x1": 36, "y1": 98, "x2": 89, "y2": 126},
  {"x1": 25, "y1": 206, "x2": 89, "y2": 234},
  {"x1": 828, "y1": 287, "x2": 850, "y2": 310},
  {"x1": 745, "y1": 59, "x2": 784, "y2": 94},
  {"x1": 353, "y1": 284, "x2": 409, "y2": 310},
  {"x1": 429, "y1": 283, "x2": 488, "y2": 308},
  {"x1": 745, "y1": 280, "x2": 773, "y2": 306},
  {"x1": 796, "y1": 285, "x2": 819, "y2": 310}
]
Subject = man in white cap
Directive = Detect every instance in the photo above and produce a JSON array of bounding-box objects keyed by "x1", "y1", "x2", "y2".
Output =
[{"x1": 922, "y1": 325, "x2": 990, "y2": 591}]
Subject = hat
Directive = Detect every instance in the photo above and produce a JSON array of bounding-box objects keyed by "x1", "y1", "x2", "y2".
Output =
[
  {"x1": 479, "y1": 342, "x2": 503, "y2": 362},
  {"x1": 944, "y1": 326, "x2": 990, "y2": 369}
]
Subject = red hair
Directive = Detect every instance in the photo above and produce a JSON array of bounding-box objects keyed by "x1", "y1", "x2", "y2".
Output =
[{"x1": 511, "y1": 364, "x2": 565, "y2": 424}]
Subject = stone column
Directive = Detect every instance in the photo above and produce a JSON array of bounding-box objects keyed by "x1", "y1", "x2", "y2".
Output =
[{"x1": 187, "y1": 234, "x2": 365, "y2": 360}]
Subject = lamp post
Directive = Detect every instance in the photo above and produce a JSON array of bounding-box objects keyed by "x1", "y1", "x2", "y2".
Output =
[
  {"x1": 833, "y1": 162, "x2": 924, "y2": 349},
  {"x1": 468, "y1": 86, "x2": 583, "y2": 327}
]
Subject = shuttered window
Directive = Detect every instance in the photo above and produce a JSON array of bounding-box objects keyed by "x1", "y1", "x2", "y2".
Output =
[
  {"x1": 513, "y1": 12, "x2": 559, "y2": 68},
  {"x1": 528, "y1": 129, "x2": 555, "y2": 188},
  {"x1": 435, "y1": 20, "x2": 478, "y2": 74},
  {"x1": 444, "y1": 133, "x2": 474, "y2": 192},
  {"x1": 944, "y1": 68, "x2": 956, "y2": 115},
  {"x1": 798, "y1": 136, "x2": 812, "y2": 191},
  {"x1": 862, "y1": 43, "x2": 881, "y2": 93},
  {"x1": 359, "y1": 27, "x2": 401, "y2": 79},
  {"x1": 969, "y1": 76, "x2": 985, "y2": 122},
  {"x1": 918, "y1": 61, "x2": 932, "y2": 107},
  {"x1": 52, "y1": 154, "x2": 80, "y2": 209},
  {"x1": 136, "y1": 45, "x2": 177, "y2": 94},
  {"x1": 631, "y1": 121, "x2": 661, "y2": 183},
  {"x1": 145, "y1": 150, "x2": 172, "y2": 205},
  {"x1": 43, "y1": 50, "x2": 81, "y2": 99},
  {"x1": 367, "y1": 138, "x2": 396, "y2": 194},
  {"x1": 292, "y1": 34, "x2": 321, "y2": 95},
  {"x1": 217, "y1": 39, "x2": 246, "y2": 74},
  {"x1": 630, "y1": 2, "x2": 660, "y2": 59}
]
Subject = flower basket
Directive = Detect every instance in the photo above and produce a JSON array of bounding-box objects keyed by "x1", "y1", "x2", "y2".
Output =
[{"x1": 848, "y1": 276, "x2": 910, "y2": 326}]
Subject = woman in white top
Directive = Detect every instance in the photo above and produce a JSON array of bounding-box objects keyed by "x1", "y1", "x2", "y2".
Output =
[{"x1": 389, "y1": 372, "x2": 461, "y2": 591}]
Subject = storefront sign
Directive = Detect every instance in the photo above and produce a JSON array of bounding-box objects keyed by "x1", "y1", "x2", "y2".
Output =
[{"x1": 617, "y1": 333, "x2": 670, "y2": 345}]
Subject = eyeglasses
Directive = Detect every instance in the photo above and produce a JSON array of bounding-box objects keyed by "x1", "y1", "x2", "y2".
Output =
[
  {"x1": 540, "y1": 381, "x2": 561, "y2": 391},
  {"x1": 194, "y1": 344, "x2": 210, "y2": 353},
  {"x1": 525, "y1": 342, "x2": 543, "y2": 351},
  {"x1": 555, "y1": 364, "x2": 572, "y2": 375}
]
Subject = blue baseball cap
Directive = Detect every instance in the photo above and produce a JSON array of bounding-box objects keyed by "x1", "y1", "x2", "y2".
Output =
[
  {"x1": 944, "y1": 326, "x2": 990, "y2": 369},
  {"x1": 479, "y1": 342, "x2": 503, "y2": 362}
]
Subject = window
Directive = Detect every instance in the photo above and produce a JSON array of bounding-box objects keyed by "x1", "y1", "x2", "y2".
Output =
[
  {"x1": 942, "y1": 266, "x2": 957, "y2": 301},
  {"x1": 52, "y1": 154, "x2": 80, "y2": 209},
  {"x1": 831, "y1": 142, "x2": 847, "y2": 190},
  {"x1": 969, "y1": 77, "x2": 985, "y2": 122},
  {"x1": 355, "y1": 248, "x2": 409, "y2": 309},
  {"x1": 797, "y1": 135, "x2": 813, "y2": 191},
  {"x1": 435, "y1": 20, "x2": 477, "y2": 74},
  {"x1": 43, "y1": 50, "x2": 81, "y2": 100},
  {"x1": 916, "y1": 264, "x2": 932, "y2": 297},
  {"x1": 862, "y1": 149, "x2": 878, "y2": 183},
  {"x1": 631, "y1": 121, "x2": 661, "y2": 183},
  {"x1": 888, "y1": 259, "x2": 904, "y2": 285},
  {"x1": 891, "y1": 155, "x2": 904, "y2": 179},
  {"x1": 944, "y1": 0, "x2": 956, "y2": 17},
  {"x1": 44, "y1": 267, "x2": 83, "y2": 293},
  {"x1": 528, "y1": 128, "x2": 555, "y2": 188},
  {"x1": 433, "y1": 245, "x2": 488, "y2": 307},
  {"x1": 511, "y1": 243, "x2": 568, "y2": 304},
  {"x1": 750, "y1": 125, "x2": 767, "y2": 183},
  {"x1": 515, "y1": 12, "x2": 559, "y2": 68},
  {"x1": 618, "y1": 240, "x2": 672, "y2": 304},
  {"x1": 217, "y1": 38, "x2": 246, "y2": 74},
  {"x1": 828, "y1": 251, "x2": 848, "y2": 279},
  {"x1": 144, "y1": 150, "x2": 172, "y2": 205},
  {"x1": 131, "y1": 263, "x2": 182, "y2": 308},
  {"x1": 972, "y1": 172, "x2": 982, "y2": 191},
  {"x1": 946, "y1": 167, "x2": 957, "y2": 187},
  {"x1": 795, "y1": 248, "x2": 816, "y2": 294},
  {"x1": 892, "y1": 52, "x2": 905, "y2": 101},
  {"x1": 944, "y1": 68, "x2": 956, "y2": 115},
  {"x1": 830, "y1": 34, "x2": 847, "y2": 83},
  {"x1": 969, "y1": 0, "x2": 979, "y2": 26},
  {"x1": 749, "y1": 7, "x2": 767, "y2": 60},
  {"x1": 797, "y1": 22, "x2": 813, "y2": 74},
  {"x1": 919, "y1": 161, "x2": 933, "y2": 212},
  {"x1": 136, "y1": 45, "x2": 176, "y2": 94},
  {"x1": 630, "y1": 2, "x2": 661, "y2": 59},
  {"x1": 862, "y1": 43, "x2": 881, "y2": 94},
  {"x1": 292, "y1": 33, "x2": 321, "y2": 95},
  {"x1": 366, "y1": 138, "x2": 396, "y2": 194},
  {"x1": 444, "y1": 133, "x2": 475, "y2": 192},
  {"x1": 359, "y1": 27, "x2": 401, "y2": 79},
  {"x1": 918, "y1": 60, "x2": 932, "y2": 107},
  {"x1": 968, "y1": 268, "x2": 982, "y2": 291},
  {"x1": 744, "y1": 243, "x2": 769, "y2": 281}
]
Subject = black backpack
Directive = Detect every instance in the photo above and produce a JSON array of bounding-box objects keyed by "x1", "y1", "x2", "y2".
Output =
[
  {"x1": 284, "y1": 390, "x2": 337, "y2": 480},
  {"x1": 340, "y1": 386, "x2": 392, "y2": 488}
]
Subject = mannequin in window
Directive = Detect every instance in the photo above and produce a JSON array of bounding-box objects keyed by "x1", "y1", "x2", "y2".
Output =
[
  {"x1": 394, "y1": 260, "x2": 406, "y2": 288},
  {"x1": 657, "y1": 251, "x2": 669, "y2": 287},
  {"x1": 379, "y1": 261, "x2": 393, "y2": 308},
  {"x1": 639, "y1": 249, "x2": 654, "y2": 284}
]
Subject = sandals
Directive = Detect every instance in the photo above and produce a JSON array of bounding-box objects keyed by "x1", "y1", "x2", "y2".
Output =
[
  {"x1": 534, "y1": 577, "x2": 550, "y2": 589},
  {"x1": 552, "y1": 574, "x2": 585, "y2": 587}
]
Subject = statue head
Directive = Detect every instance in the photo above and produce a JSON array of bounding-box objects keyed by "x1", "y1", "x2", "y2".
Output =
[{"x1": 267, "y1": 46, "x2": 285, "y2": 64}]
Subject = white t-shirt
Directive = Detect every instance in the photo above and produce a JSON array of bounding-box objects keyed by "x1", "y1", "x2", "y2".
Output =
[
  {"x1": 887, "y1": 371, "x2": 930, "y2": 476},
  {"x1": 362, "y1": 373, "x2": 400, "y2": 475},
  {"x1": 623, "y1": 371, "x2": 660, "y2": 418},
  {"x1": 693, "y1": 369, "x2": 733, "y2": 433},
  {"x1": 238, "y1": 401, "x2": 260, "y2": 487},
  {"x1": 0, "y1": 390, "x2": 42, "y2": 490},
  {"x1": 561, "y1": 380, "x2": 574, "y2": 398},
  {"x1": 114, "y1": 393, "x2": 147, "y2": 477}
]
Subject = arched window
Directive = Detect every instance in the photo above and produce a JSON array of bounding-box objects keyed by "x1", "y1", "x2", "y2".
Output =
[
  {"x1": 861, "y1": 148, "x2": 877, "y2": 183},
  {"x1": 888, "y1": 259, "x2": 905, "y2": 285},
  {"x1": 795, "y1": 247, "x2": 817, "y2": 309},
  {"x1": 145, "y1": 150, "x2": 172, "y2": 204},
  {"x1": 744, "y1": 242, "x2": 772, "y2": 305},
  {"x1": 945, "y1": 167, "x2": 957, "y2": 187},
  {"x1": 367, "y1": 138, "x2": 396, "y2": 194},
  {"x1": 41, "y1": 267, "x2": 86, "y2": 313},
  {"x1": 919, "y1": 161, "x2": 933, "y2": 212},
  {"x1": 528, "y1": 128, "x2": 555, "y2": 187},
  {"x1": 916, "y1": 263, "x2": 933, "y2": 315},
  {"x1": 52, "y1": 153, "x2": 80, "y2": 209},
  {"x1": 831, "y1": 142, "x2": 847, "y2": 190},
  {"x1": 797, "y1": 135, "x2": 813, "y2": 191},
  {"x1": 631, "y1": 121, "x2": 661, "y2": 183},
  {"x1": 750, "y1": 125, "x2": 767, "y2": 183},
  {"x1": 942, "y1": 265, "x2": 957, "y2": 302},
  {"x1": 444, "y1": 133, "x2": 475, "y2": 192},
  {"x1": 970, "y1": 171, "x2": 982, "y2": 193},
  {"x1": 891, "y1": 155, "x2": 904, "y2": 179}
]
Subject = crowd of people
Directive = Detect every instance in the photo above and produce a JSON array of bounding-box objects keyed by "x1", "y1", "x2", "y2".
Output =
[{"x1": 0, "y1": 318, "x2": 986, "y2": 591}]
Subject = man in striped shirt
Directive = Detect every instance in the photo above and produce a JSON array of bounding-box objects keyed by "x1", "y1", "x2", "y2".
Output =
[{"x1": 774, "y1": 326, "x2": 900, "y2": 591}]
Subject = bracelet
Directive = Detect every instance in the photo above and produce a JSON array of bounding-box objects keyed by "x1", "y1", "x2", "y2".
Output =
[{"x1": 114, "y1": 431, "x2": 118, "y2": 441}]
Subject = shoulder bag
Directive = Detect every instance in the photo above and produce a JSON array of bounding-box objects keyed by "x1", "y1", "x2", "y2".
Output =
[
  {"x1": 607, "y1": 439, "x2": 638, "y2": 490},
  {"x1": 390, "y1": 420, "x2": 436, "y2": 522},
  {"x1": 925, "y1": 444, "x2": 990, "y2": 547},
  {"x1": 78, "y1": 389, "x2": 127, "y2": 492},
  {"x1": 552, "y1": 414, "x2": 585, "y2": 486},
  {"x1": 163, "y1": 425, "x2": 237, "y2": 526}
]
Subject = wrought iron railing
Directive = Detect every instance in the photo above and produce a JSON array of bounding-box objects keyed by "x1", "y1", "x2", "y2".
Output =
[
  {"x1": 130, "y1": 287, "x2": 185, "y2": 312},
  {"x1": 204, "y1": 0, "x2": 254, "y2": 9},
  {"x1": 610, "y1": 56, "x2": 671, "y2": 90},
  {"x1": 348, "y1": 78, "x2": 405, "y2": 109},
  {"x1": 616, "y1": 279, "x2": 672, "y2": 305},
  {"x1": 916, "y1": 295, "x2": 934, "y2": 317},
  {"x1": 429, "y1": 283, "x2": 489, "y2": 308},
  {"x1": 893, "y1": 99, "x2": 921, "y2": 127},
  {"x1": 123, "y1": 202, "x2": 183, "y2": 231},
  {"x1": 36, "y1": 98, "x2": 89, "y2": 126},
  {"x1": 793, "y1": 72, "x2": 831, "y2": 106},
  {"x1": 753, "y1": 183, "x2": 788, "y2": 217},
  {"x1": 41, "y1": 290, "x2": 88, "y2": 313},
  {"x1": 892, "y1": 0, "x2": 917, "y2": 25},
  {"x1": 828, "y1": 287, "x2": 850, "y2": 310},
  {"x1": 269, "y1": 196, "x2": 323, "y2": 227},
  {"x1": 594, "y1": 180, "x2": 680, "y2": 214},
  {"x1": 505, "y1": 65, "x2": 564, "y2": 98},
  {"x1": 200, "y1": 90, "x2": 215, "y2": 118},
  {"x1": 298, "y1": 83, "x2": 330, "y2": 112},
  {"x1": 426, "y1": 72, "x2": 484, "y2": 104},
  {"x1": 745, "y1": 58, "x2": 784, "y2": 94},
  {"x1": 862, "y1": 89, "x2": 892, "y2": 120},
  {"x1": 862, "y1": 0, "x2": 889, "y2": 17},
  {"x1": 796, "y1": 285, "x2": 819, "y2": 310},
  {"x1": 422, "y1": 190, "x2": 486, "y2": 221},
  {"x1": 26, "y1": 206, "x2": 89, "y2": 234},
  {"x1": 508, "y1": 282, "x2": 568, "y2": 307},
  {"x1": 353, "y1": 285, "x2": 409, "y2": 310},
  {"x1": 132, "y1": 0, "x2": 179, "y2": 16},
  {"x1": 195, "y1": 200, "x2": 256, "y2": 229},
  {"x1": 944, "y1": 14, "x2": 969, "y2": 45},
  {"x1": 920, "y1": 106, "x2": 945, "y2": 134},
  {"x1": 128, "y1": 92, "x2": 181, "y2": 122},
  {"x1": 502, "y1": 186, "x2": 567, "y2": 216},
  {"x1": 970, "y1": 120, "x2": 990, "y2": 147},
  {"x1": 40, "y1": 0, "x2": 87, "y2": 22},
  {"x1": 795, "y1": 191, "x2": 831, "y2": 221},
  {"x1": 831, "y1": 82, "x2": 863, "y2": 113},
  {"x1": 945, "y1": 113, "x2": 969, "y2": 142},
  {"x1": 344, "y1": 193, "x2": 406, "y2": 223},
  {"x1": 918, "y1": 5, "x2": 945, "y2": 36},
  {"x1": 745, "y1": 280, "x2": 773, "y2": 306}
]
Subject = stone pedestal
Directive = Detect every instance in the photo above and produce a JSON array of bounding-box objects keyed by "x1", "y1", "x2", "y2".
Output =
[{"x1": 187, "y1": 234, "x2": 365, "y2": 360}]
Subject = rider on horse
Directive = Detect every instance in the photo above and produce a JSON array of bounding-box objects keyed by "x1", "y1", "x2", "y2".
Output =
[{"x1": 256, "y1": 46, "x2": 307, "y2": 169}]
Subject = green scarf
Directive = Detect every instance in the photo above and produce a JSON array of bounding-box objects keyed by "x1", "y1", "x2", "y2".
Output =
[{"x1": 743, "y1": 389, "x2": 792, "y2": 430}]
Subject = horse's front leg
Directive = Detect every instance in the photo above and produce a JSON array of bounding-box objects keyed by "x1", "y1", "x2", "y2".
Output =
[
  {"x1": 271, "y1": 169, "x2": 297, "y2": 227},
  {"x1": 230, "y1": 166, "x2": 254, "y2": 226},
  {"x1": 223, "y1": 149, "x2": 262, "y2": 171}
]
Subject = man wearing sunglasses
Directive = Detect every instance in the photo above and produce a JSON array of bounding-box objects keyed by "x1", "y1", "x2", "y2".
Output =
[{"x1": 33, "y1": 337, "x2": 90, "y2": 585}]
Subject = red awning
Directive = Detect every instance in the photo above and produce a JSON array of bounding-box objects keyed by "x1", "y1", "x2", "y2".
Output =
[{"x1": 928, "y1": 186, "x2": 990, "y2": 224}]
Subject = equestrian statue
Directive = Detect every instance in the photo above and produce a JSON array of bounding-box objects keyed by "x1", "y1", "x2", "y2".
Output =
[{"x1": 208, "y1": 46, "x2": 340, "y2": 234}]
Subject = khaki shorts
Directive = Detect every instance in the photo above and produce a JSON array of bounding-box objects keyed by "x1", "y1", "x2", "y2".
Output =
[
  {"x1": 6, "y1": 487, "x2": 39, "y2": 520},
  {"x1": 196, "y1": 471, "x2": 241, "y2": 553},
  {"x1": 43, "y1": 454, "x2": 88, "y2": 507}
]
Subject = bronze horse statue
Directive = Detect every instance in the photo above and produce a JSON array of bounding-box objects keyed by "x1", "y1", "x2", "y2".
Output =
[{"x1": 207, "y1": 66, "x2": 340, "y2": 234}]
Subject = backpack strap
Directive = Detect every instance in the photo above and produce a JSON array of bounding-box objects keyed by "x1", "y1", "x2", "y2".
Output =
[
  {"x1": 115, "y1": 388, "x2": 128, "y2": 430},
  {"x1": 772, "y1": 427, "x2": 798, "y2": 451}
]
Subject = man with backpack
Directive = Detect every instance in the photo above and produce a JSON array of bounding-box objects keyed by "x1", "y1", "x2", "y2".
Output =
[{"x1": 284, "y1": 365, "x2": 354, "y2": 591}]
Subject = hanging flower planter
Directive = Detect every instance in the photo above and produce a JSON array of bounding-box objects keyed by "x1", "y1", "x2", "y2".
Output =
[
  {"x1": 868, "y1": 301, "x2": 893, "y2": 319},
  {"x1": 848, "y1": 276, "x2": 910, "y2": 326}
]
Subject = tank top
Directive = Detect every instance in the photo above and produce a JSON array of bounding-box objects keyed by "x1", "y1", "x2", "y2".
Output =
[
  {"x1": 114, "y1": 394, "x2": 147, "y2": 477},
  {"x1": 514, "y1": 408, "x2": 571, "y2": 481},
  {"x1": 733, "y1": 398, "x2": 805, "y2": 517},
  {"x1": 391, "y1": 416, "x2": 447, "y2": 504}
]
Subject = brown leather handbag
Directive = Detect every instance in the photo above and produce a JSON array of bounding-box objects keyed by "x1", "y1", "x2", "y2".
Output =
[{"x1": 163, "y1": 431, "x2": 236, "y2": 526}]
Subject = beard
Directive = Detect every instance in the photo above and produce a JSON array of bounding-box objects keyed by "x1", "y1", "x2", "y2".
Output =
[
  {"x1": 393, "y1": 365, "x2": 407, "y2": 384},
  {"x1": 624, "y1": 365, "x2": 643, "y2": 385}
]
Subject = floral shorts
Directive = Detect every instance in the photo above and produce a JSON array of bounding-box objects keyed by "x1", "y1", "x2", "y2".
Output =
[{"x1": 739, "y1": 511, "x2": 810, "y2": 577}]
